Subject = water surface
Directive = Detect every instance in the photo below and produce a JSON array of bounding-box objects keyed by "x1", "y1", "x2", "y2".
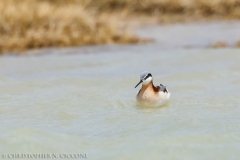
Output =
[{"x1": 0, "y1": 22, "x2": 240, "y2": 160}]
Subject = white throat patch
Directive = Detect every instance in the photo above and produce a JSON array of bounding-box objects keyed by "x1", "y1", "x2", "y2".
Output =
[{"x1": 142, "y1": 77, "x2": 152, "y2": 84}]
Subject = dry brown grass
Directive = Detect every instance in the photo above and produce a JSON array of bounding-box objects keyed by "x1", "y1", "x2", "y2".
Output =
[
  {"x1": 212, "y1": 41, "x2": 228, "y2": 48},
  {"x1": 90, "y1": 0, "x2": 240, "y2": 24},
  {"x1": 2, "y1": 0, "x2": 240, "y2": 54},
  {"x1": 0, "y1": 0, "x2": 143, "y2": 54},
  {"x1": 236, "y1": 40, "x2": 240, "y2": 47},
  {"x1": 209, "y1": 40, "x2": 240, "y2": 48}
]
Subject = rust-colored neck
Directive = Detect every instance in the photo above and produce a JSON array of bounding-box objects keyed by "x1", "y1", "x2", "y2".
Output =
[
  {"x1": 141, "y1": 80, "x2": 159, "y2": 93},
  {"x1": 141, "y1": 81, "x2": 154, "y2": 91}
]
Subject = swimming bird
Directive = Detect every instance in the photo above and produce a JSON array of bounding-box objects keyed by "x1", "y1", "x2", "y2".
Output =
[{"x1": 135, "y1": 71, "x2": 170, "y2": 107}]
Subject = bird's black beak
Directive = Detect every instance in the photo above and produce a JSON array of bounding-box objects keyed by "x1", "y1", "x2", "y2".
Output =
[{"x1": 135, "y1": 80, "x2": 143, "y2": 88}]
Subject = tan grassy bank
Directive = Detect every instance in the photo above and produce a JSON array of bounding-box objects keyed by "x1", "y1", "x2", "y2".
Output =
[
  {"x1": 0, "y1": 0, "x2": 142, "y2": 54},
  {"x1": 79, "y1": 0, "x2": 240, "y2": 23},
  {"x1": 1, "y1": 0, "x2": 240, "y2": 54}
]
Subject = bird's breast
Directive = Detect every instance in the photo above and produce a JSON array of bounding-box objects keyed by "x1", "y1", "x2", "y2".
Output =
[{"x1": 137, "y1": 88, "x2": 160, "y2": 104}]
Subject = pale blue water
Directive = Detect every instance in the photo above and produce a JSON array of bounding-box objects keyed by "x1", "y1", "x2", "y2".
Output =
[{"x1": 0, "y1": 22, "x2": 240, "y2": 160}]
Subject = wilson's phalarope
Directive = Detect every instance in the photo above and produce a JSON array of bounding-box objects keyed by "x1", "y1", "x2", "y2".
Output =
[{"x1": 135, "y1": 71, "x2": 170, "y2": 107}]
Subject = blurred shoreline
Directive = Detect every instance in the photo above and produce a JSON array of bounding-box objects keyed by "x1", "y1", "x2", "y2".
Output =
[{"x1": 1, "y1": 0, "x2": 240, "y2": 54}]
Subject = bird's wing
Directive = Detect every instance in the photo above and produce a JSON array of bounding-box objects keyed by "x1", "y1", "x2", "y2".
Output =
[{"x1": 159, "y1": 84, "x2": 168, "y2": 93}]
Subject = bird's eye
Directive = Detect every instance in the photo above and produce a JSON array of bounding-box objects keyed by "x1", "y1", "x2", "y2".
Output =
[{"x1": 144, "y1": 74, "x2": 151, "y2": 80}]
